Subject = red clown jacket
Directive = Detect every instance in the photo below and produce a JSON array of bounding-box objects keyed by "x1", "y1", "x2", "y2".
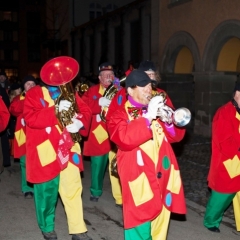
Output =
[
  {"x1": 107, "y1": 100, "x2": 186, "y2": 229},
  {"x1": 82, "y1": 83, "x2": 111, "y2": 156},
  {"x1": 9, "y1": 94, "x2": 26, "y2": 158},
  {"x1": 23, "y1": 85, "x2": 92, "y2": 183},
  {"x1": 0, "y1": 97, "x2": 10, "y2": 132},
  {"x1": 208, "y1": 101, "x2": 240, "y2": 193}
]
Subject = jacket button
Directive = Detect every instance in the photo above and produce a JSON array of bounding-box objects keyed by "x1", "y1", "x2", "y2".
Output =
[{"x1": 157, "y1": 172, "x2": 162, "y2": 178}]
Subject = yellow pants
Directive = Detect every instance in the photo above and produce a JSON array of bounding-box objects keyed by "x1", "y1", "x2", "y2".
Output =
[
  {"x1": 108, "y1": 150, "x2": 122, "y2": 205},
  {"x1": 151, "y1": 206, "x2": 171, "y2": 240},
  {"x1": 59, "y1": 162, "x2": 87, "y2": 234}
]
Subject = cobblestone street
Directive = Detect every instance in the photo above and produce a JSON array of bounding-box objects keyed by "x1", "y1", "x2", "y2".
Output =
[{"x1": 174, "y1": 131, "x2": 235, "y2": 226}]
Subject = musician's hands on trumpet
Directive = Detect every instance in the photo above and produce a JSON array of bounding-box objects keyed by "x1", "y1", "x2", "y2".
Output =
[
  {"x1": 142, "y1": 96, "x2": 165, "y2": 122},
  {"x1": 66, "y1": 117, "x2": 83, "y2": 133},
  {"x1": 99, "y1": 97, "x2": 111, "y2": 107},
  {"x1": 58, "y1": 100, "x2": 71, "y2": 112}
]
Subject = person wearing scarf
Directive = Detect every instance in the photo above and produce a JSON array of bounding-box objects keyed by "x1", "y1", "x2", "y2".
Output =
[
  {"x1": 107, "y1": 70, "x2": 186, "y2": 240},
  {"x1": 204, "y1": 81, "x2": 240, "y2": 233}
]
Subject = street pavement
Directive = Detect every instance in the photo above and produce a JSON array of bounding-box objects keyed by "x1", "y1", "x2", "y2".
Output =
[{"x1": 0, "y1": 131, "x2": 240, "y2": 240}]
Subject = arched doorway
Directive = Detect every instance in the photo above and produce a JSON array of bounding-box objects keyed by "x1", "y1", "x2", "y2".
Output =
[{"x1": 161, "y1": 31, "x2": 200, "y2": 131}]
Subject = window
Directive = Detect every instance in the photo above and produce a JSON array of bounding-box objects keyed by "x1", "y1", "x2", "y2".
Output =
[
  {"x1": 13, "y1": 50, "x2": 18, "y2": 61},
  {"x1": 168, "y1": 0, "x2": 192, "y2": 7},
  {"x1": 4, "y1": 49, "x2": 13, "y2": 61},
  {"x1": 89, "y1": 2, "x2": 102, "y2": 20},
  {"x1": 27, "y1": 12, "x2": 41, "y2": 62},
  {"x1": 3, "y1": 31, "x2": 13, "y2": 41},
  {"x1": 106, "y1": 4, "x2": 117, "y2": 13},
  {"x1": 13, "y1": 31, "x2": 18, "y2": 41},
  {"x1": 3, "y1": 11, "x2": 12, "y2": 21}
]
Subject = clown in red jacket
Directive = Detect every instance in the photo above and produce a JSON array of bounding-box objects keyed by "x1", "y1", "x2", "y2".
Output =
[
  {"x1": 82, "y1": 62, "x2": 120, "y2": 204},
  {"x1": 23, "y1": 84, "x2": 92, "y2": 240},
  {"x1": 107, "y1": 70, "x2": 186, "y2": 240},
  {"x1": 204, "y1": 81, "x2": 240, "y2": 233},
  {"x1": 9, "y1": 75, "x2": 36, "y2": 198}
]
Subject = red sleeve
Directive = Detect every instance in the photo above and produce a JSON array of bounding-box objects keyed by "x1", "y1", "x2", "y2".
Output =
[
  {"x1": 9, "y1": 95, "x2": 24, "y2": 117},
  {"x1": 23, "y1": 86, "x2": 59, "y2": 129},
  {"x1": 0, "y1": 97, "x2": 10, "y2": 132},
  {"x1": 212, "y1": 105, "x2": 239, "y2": 158},
  {"x1": 81, "y1": 85, "x2": 102, "y2": 115},
  {"x1": 75, "y1": 93, "x2": 92, "y2": 137},
  {"x1": 106, "y1": 88, "x2": 127, "y2": 123},
  {"x1": 107, "y1": 109, "x2": 153, "y2": 151}
]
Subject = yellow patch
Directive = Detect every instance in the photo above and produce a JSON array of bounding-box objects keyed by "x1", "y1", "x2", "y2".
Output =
[
  {"x1": 92, "y1": 124, "x2": 108, "y2": 144},
  {"x1": 98, "y1": 84, "x2": 105, "y2": 96},
  {"x1": 70, "y1": 142, "x2": 81, "y2": 154},
  {"x1": 128, "y1": 172, "x2": 154, "y2": 206},
  {"x1": 166, "y1": 164, "x2": 181, "y2": 194},
  {"x1": 223, "y1": 155, "x2": 240, "y2": 179},
  {"x1": 14, "y1": 129, "x2": 26, "y2": 147},
  {"x1": 37, "y1": 139, "x2": 56, "y2": 166},
  {"x1": 236, "y1": 112, "x2": 240, "y2": 121},
  {"x1": 140, "y1": 141, "x2": 155, "y2": 162},
  {"x1": 42, "y1": 87, "x2": 55, "y2": 107},
  {"x1": 20, "y1": 94, "x2": 25, "y2": 100}
]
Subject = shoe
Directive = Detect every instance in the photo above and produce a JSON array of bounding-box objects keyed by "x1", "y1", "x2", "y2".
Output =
[
  {"x1": 115, "y1": 203, "x2": 122, "y2": 209},
  {"x1": 72, "y1": 232, "x2": 92, "y2": 240},
  {"x1": 42, "y1": 231, "x2": 57, "y2": 240},
  {"x1": 90, "y1": 195, "x2": 99, "y2": 202},
  {"x1": 207, "y1": 227, "x2": 220, "y2": 233},
  {"x1": 24, "y1": 192, "x2": 34, "y2": 199}
]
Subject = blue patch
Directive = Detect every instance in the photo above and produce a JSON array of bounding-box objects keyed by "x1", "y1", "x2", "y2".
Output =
[
  {"x1": 165, "y1": 192, "x2": 172, "y2": 207},
  {"x1": 40, "y1": 98, "x2": 46, "y2": 107},
  {"x1": 117, "y1": 95, "x2": 123, "y2": 105},
  {"x1": 72, "y1": 153, "x2": 80, "y2": 164},
  {"x1": 126, "y1": 120, "x2": 130, "y2": 123},
  {"x1": 93, "y1": 95, "x2": 97, "y2": 100}
]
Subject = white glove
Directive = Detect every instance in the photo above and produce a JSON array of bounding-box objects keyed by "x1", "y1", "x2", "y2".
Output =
[
  {"x1": 59, "y1": 100, "x2": 71, "y2": 112},
  {"x1": 157, "y1": 105, "x2": 174, "y2": 123},
  {"x1": 99, "y1": 97, "x2": 111, "y2": 107},
  {"x1": 143, "y1": 96, "x2": 165, "y2": 120},
  {"x1": 66, "y1": 118, "x2": 83, "y2": 133}
]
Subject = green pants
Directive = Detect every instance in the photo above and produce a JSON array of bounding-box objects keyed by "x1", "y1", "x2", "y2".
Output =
[
  {"x1": 90, "y1": 154, "x2": 109, "y2": 196},
  {"x1": 204, "y1": 189, "x2": 235, "y2": 228},
  {"x1": 33, "y1": 175, "x2": 59, "y2": 233},
  {"x1": 20, "y1": 155, "x2": 33, "y2": 193},
  {"x1": 125, "y1": 221, "x2": 152, "y2": 240}
]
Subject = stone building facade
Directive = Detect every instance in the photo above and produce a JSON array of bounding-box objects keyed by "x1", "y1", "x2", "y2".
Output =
[
  {"x1": 71, "y1": 0, "x2": 240, "y2": 137},
  {"x1": 159, "y1": 0, "x2": 240, "y2": 136}
]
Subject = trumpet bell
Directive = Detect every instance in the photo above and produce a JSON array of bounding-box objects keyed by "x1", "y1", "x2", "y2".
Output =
[
  {"x1": 173, "y1": 107, "x2": 191, "y2": 127},
  {"x1": 40, "y1": 56, "x2": 79, "y2": 86}
]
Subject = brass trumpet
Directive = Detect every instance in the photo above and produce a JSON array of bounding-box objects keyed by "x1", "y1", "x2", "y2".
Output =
[{"x1": 150, "y1": 91, "x2": 191, "y2": 127}]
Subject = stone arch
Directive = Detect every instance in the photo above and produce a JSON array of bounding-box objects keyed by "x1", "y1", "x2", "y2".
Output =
[
  {"x1": 203, "y1": 19, "x2": 240, "y2": 71},
  {"x1": 161, "y1": 31, "x2": 201, "y2": 73}
]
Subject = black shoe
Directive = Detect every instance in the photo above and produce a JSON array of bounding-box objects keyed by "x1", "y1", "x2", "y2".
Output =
[
  {"x1": 90, "y1": 195, "x2": 99, "y2": 202},
  {"x1": 42, "y1": 231, "x2": 57, "y2": 240},
  {"x1": 72, "y1": 232, "x2": 92, "y2": 240},
  {"x1": 207, "y1": 227, "x2": 220, "y2": 233},
  {"x1": 24, "y1": 192, "x2": 34, "y2": 199}
]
